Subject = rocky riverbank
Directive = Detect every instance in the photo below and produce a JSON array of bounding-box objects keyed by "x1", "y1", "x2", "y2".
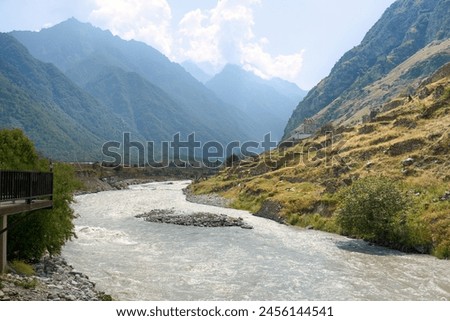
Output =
[
  {"x1": 0, "y1": 256, "x2": 111, "y2": 301},
  {"x1": 136, "y1": 209, "x2": 253, "y2": 229},
  {"x1": 183, "y1": 188, "x2": 232, "y2": 208},
  {"x1": 74, "y1": 164, "x2": 217, "y2": 194},
  {"x1": 76, "y1": 175, "x2": 156, "y2": 194}
]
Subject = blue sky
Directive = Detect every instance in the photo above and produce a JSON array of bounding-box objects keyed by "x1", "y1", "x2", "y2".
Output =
[{"x1": 0, "y1": 0, "x2": 396, "y2": 89}]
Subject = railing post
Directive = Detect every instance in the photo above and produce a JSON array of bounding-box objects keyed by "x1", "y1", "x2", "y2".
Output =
[
  {"x1": 0, "y1": 215, "x2": 7, "y2": 273},
  {"x1": 28, "y1": 172, "x2": 32, "y2": 204}
]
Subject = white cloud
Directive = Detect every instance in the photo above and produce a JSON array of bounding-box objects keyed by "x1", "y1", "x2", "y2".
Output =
[
  {"x1": 87, "y1": 0, "x2": 304, "y2": 84},
  {"x1": 177, "y1": 9, "x2": 220, "y2": 65},
  {"x1": 175, "y1": 0, "x2": 304, "y2": 83},
  {"x1": 241, "y1": 44, "x2": 305, "y2": 83},
  {"x1": 90, "y1": 0, "x2": 173, "y2": 56}
]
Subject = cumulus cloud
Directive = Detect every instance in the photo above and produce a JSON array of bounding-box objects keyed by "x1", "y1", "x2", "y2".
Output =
[
  {"x1": 241, "y1": 44, "x2": 305, "y2": 82},
  {"x1": 90, "y1": 0, "x2": 173, "y2": 55},
  {"x1": 87, "y1": 0, "x2": 304, "y2": 83},
  {"x1": 177, "y1": 9, "x2": 220, "y2": 65},
  {"x1": 175, "y1": 0, "x2": 304, "y2": 83}
]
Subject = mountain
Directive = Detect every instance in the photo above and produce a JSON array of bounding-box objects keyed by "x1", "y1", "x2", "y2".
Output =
[
  {"x1": 11, "y1": 18, "x2": 255, "y2": 145},
  {"x1": 206, "y1": 64, "x2": 306, "y2": 140},
  {"x1": 181, "y1": 61, "x2": 212, "y2": 83},
  {"x1": 284, "y1": 0, "x2": 450, "y2": 139},
  {"x1": 73, "y1": 63, "x2": 219, "y2": 143},
  {"x1": 0, "y1": 33, "x2": 130, "y2": 161}
]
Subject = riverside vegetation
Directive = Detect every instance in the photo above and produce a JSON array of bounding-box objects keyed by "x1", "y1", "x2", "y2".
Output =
[
  {"x1": 0, "y1": 129, "x2": 111, "y2": 300},
  {"x1": 0, "y1": 128, "x2": 79, "y2": 260},
  {"x1": 190, "y1": 73, "x2": 450, "y2": 259}
]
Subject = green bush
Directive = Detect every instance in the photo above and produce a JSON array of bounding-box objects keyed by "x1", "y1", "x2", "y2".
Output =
[{"x1": 336, "y1": 176, "x2": 412, "y2": 246}]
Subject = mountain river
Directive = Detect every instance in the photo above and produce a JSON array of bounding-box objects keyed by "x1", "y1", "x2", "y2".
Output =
[{"x1": 62, "y1": 181, "x2": 449, "y2": 300}]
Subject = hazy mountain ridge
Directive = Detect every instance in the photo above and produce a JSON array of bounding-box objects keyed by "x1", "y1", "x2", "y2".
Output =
[
  {"x1": 206, "y1": 64, "x2": 306, "y2": 140},
  {"x1": 11, "y1": 19, "x2": 257, "y2": 144},
  {"x1": 81, "y1": 65, "x2": 212, "y2": 142},
  {"x1": 284, "y1": 0, "x2": 450, "y2": 138},
  {"x1": 181, "y1": 61, "x2": 213, "y2": 84}
]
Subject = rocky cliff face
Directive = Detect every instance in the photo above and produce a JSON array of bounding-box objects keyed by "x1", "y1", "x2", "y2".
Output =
[{"x1": 284, "y1": 0, "x2": 450, "y2": 139}]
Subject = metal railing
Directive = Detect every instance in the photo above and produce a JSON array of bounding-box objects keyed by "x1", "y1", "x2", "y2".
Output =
[{"x1": 0, "y1": 171, "x2": 53, "y2": 202}]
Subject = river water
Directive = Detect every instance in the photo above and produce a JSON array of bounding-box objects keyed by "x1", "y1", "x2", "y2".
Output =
[{"x1": 62, "y1": 181, "x2": 449, "y2": 301}]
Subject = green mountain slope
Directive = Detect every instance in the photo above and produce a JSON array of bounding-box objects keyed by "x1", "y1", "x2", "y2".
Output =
[
  {"x1": 284, "y1": 0, "x2": 450, "y2": 138},
  {"x1": 82, "y1": 65, "x2": 213, "y2": 141},
  {"x1": 0, "y1": 33, "x2": 130, "y2": 160}
]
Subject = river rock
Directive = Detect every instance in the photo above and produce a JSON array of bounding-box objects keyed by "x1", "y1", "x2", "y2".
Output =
[
  {"x1": 440, "y1": 191, "x2": 450, "y2": 201},
  {"x1": 136, "y1": 210, "x2": 253, "y2": 229},
  {"x1": 402, "y1": 157, "x2": 415, "y2": 166}
]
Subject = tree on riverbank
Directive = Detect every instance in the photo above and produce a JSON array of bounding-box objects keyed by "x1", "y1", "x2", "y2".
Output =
[{"x1": 0, "y1": 128, "x2": 80, "y2": 260}]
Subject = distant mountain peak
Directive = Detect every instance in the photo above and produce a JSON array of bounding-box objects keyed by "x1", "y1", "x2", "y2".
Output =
[
  {"x1": 41, "y1": 17, "x2": 114, "y2": 38},
  {"x1": 206, "y1": 63, "x2": 306, "y2": 140},
  {"x1": 45, "y1": 17, "x2": 92, "y2": 31}
]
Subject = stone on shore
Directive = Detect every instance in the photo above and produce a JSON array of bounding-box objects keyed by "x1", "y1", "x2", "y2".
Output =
[{"x1": 0, "y1": 256, "x2": 110, "y2": 301}]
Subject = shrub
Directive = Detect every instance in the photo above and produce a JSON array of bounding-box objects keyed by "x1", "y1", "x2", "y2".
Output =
[
  {"x1": 10, "y1": 260, "x2": 35, "y2": 276},
  {"x1": 336, "y1": 176, "x2": 412, "y2": 246},
  {"x1": 98, "y1": 292, "x2": 114, "y2": 301},
  {"x1": 440, "y1": 86, "x2": 450, "y2": 101},
  {"x1": 423, "y1": 209, "x2": 450, "y2": 259}
]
